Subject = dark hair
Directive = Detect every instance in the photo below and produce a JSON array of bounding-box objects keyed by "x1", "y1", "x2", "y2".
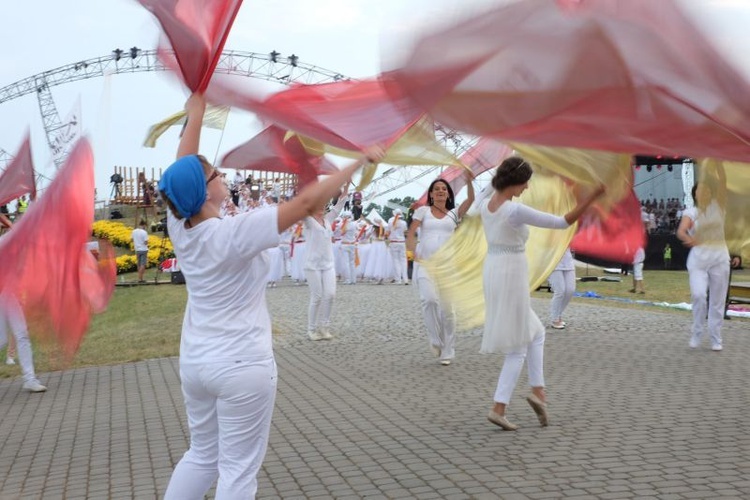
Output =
[
  {"x1": 427, "y1": 179, "x2": 456, "y2": 210},
  {"x1": 139, "y1": 219, "x2": 147, "y2": 227},
  {"x1": 491, "y1": 157, "x2": 533, "y2": 191}
]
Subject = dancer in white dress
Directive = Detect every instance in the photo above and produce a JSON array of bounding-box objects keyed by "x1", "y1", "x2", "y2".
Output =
[
  {"x1": 387, "y1": 209, "x2": 409, "y2": 284},
  {"x1": 482, "y1": 157, "x2": 604, "y2": 431},
  {"x1": 676, "y1": 168, "x2": 730, "y2": 352},
  {"x1": 339, "y1": 211, "x2": 359, "y2": 284},
  {"x1": 406, "y1": 173, "x2": 474, "y2": 365}
]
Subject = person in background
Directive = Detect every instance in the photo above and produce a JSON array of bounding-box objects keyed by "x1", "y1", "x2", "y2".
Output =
[
  {"x1": 548, "y1": 247, "x2": 576, "y2": 330},
  {"x1": 0, "y1": 287, "x2": 47, "y2": 392},
  {"x1": 630, "y1": 245, "x2": 646, "y2": 294},
  {"x1": 387, "y1": 209, "x2": 409, "y2": 285},
  {"x1": 663, "y1": 243, "x2": 672, "y2": 269},
  {"x1": 131, "y1": 219, "x2": 150, "y2": 284}
]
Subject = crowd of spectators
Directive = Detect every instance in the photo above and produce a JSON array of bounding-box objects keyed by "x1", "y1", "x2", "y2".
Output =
[{"x1": 640, "y1": 197, "x2": 684, "y2": 234}]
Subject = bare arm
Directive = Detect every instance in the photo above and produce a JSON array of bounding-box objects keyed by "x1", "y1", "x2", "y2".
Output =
[
  {"x1": 563, "y1": 185, "x2": 606, "y2": 225},
  {"x1": 406, "y1": 218, "x2": 421, "y2": 258},
  {"x1": 0, "y1": 213, "x2": 11, "y2": 229},
  {"x1": 457, "y1": 170, "x2": 475, "y2": 219},
  {"x1": 676, "y1": 215, "x2": 696, "y2": 247},
  {"x1": 278, "y1": 147, "x2": 384, "y2": 233},
  {"x1": 176, "y1": 93, "x2": 206, "y2": 159}
]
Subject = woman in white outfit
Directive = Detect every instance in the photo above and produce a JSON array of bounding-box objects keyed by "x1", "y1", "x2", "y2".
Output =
[
  {"x1": 339, "y1": 211, "x2": 359, "y2": 284},
  {"x1": 481, "y1": 157, "x2": 604, "y2": 430},
  {"x1": 160, "y1": 92, "x2": 383, "y2": 499},
  {"x1": 676, "y1": 168, "x2": 730, "y2": 352},
  {"x1": 548, "y1": 248, "x2": 576, "y2": 329},
  {"x1": 303, "y1": 190, "x2": 347, "y2": 340},
  {"x1": 387, "y1": 209, "x2": 409, "y2": 284},
  {"x1": 406, "y1": 173, "x2": 474, "y2": 365}
]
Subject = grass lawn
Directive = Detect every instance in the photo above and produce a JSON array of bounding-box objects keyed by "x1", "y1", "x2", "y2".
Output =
[{"x1": 2, "y1": 267, "x2": 747, "y2": 378}]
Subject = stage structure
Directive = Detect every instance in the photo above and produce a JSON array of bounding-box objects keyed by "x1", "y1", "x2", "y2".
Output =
[
  {"x1": 633, "y1": 155, "x2": 694, "y2": 207},
  {"x1": 0, "y1": 48, "x2": 471, "y2": 201}
]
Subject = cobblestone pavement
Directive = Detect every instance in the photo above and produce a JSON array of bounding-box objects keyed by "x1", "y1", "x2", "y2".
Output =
[{"x1": 1, "y1": 282, "x2": 748, "y2": 499}]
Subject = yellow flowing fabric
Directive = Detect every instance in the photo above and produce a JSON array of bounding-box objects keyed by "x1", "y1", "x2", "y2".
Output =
[
  {"x1": 696, "y1": 159, "x2": 750, "y2": 264},
  {"x1": 511, "y1": 144, "x2": 633, "y2": 209},
  {"x1": 143, "y1": 106, "x2": 230, "y2": 148},
  {"x1": 289, "y1": 117, "x2": 464, "y2": 168},
  {"x1": 422, "y1": 167, "x2": 577, "y2": 330}
]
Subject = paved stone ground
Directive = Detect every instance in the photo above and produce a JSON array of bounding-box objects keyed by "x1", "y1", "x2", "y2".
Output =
[{"x1": 1, "y1": 281, "x2": 749, "y2": 499}]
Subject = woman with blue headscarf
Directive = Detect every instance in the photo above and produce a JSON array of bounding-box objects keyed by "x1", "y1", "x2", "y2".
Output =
[{"x1": 161, "y1": 93, "x2": 384, "y2": 499}]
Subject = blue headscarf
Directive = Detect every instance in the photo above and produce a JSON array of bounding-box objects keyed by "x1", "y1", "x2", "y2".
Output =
[{"x1": 158, "y1": 155, "x2": 207, "y2": 219}]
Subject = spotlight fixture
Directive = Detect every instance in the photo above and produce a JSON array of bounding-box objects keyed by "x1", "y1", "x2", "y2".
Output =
[
  {"x1": 130, "y1": 47, "x2": 141, "y2": 59},
  {"x1": 113, "y1": 49, "x2": 124, "y2": 61},
  {"x1": 269, "y1": 50, "x2": 280, "y2": 63},
  {"x1": 289, "y1": 54, "x2": 299, "y2": 67}
]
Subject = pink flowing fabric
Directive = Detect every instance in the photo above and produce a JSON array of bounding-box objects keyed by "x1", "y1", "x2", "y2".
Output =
[
  {"x1": 138, "y1": 0, "x2": 243, "y2": 92},
  {"x1": 0, "y1": 133, "x2": 36, "y2": 205},
  {"x1": 207, "y1": 76, "x2": 425, "y2": 152},
  {"x1": 391, "y1": 0, "x2": 750, "y2": 161},
  {"x1": 571, "y1": 190, "x2": 645, "y2": 263},
  {"x1": 0, "y1": 139, "x2": 116, "y2": 361},
  {"x1": 415, "y1": 137, "x2": 513, "y2": 207},
  {"x1": 221, "y1": 126, "x2": 339, "y2": 187}
]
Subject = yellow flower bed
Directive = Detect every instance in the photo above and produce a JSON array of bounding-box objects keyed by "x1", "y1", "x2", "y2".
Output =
[{"x1": 93, "y1": 220, "x2": 174, "y2": 274}]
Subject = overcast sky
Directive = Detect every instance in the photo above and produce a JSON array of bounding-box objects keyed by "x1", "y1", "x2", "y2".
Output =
[{"x1": 2, "y1": 0, "x2": 749, "y2": 204}]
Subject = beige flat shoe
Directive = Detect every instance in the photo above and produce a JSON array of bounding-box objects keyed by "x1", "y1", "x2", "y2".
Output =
[
  {"x1": 487, "y1": 410, "x2": 519, "y2": 431},
  {"x1": 526, "y1": 394, "x2": 549, "y2": 427}
]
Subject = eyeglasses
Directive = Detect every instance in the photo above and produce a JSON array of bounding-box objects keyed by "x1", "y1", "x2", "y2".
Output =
[{"x1": 206, "y1": 169, "x2": 222, "y2": 185}]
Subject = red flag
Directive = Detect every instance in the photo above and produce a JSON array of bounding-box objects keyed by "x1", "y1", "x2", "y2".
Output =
[
  {"x1": 0, "y1": 138, "x2": 116, "y2": 361},
  {"x1": 138, "y1": 0, "x2": 243, "y2": 92},
  {"x1": 391, "y1": 0, "x2": 750, "y2": 162},
  {"x1": 221, "y1": 126, "x2": 339, "y2": 188},
  {"x1": 0, "y1": 133, "x2": 36, "y2": 206},
  {"x1": 571, "y1": 190, "x2": 645, "y2": 263},
  {"x1": 415, "y1": 138, "x2": 513, "y2": 207},
  {"x1": 207, "y1": 76, "x2": 425, "y2": 152}
]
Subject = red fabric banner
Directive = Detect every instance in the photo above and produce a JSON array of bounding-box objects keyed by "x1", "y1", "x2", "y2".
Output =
[
  {"x1": 571, "y1": 190, "x2": 646, "y2": 263},
  {"x1": 220, "y1": 126, "x2": 339, "y2": 187},
  {"x1": 415, "y1": 138, "x2": 513, "y2": 207},
  {"x1": 391, "y1": 0, "x2": 750, "y2": 162},
  {"x1": 0, "y1": 133, "x2": 36, "y2": 206},
  {"x1": 0, "y1": 138, "x2": 116, "y2": 360},
  {"x1": 139, "y1": 0, "x2": 243, "y2": 92},
  {"x1": 207, "y1": 76, "x2": 425, "y2": 152}
]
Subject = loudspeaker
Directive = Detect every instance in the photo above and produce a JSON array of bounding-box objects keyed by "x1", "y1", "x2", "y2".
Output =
[{"x1": 171, "y1": 271, "x2": 185, "y2": 284}]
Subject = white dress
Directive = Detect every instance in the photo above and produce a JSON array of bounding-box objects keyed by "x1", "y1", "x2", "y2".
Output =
[{"x1": 480, "y1": 199, "x2": 569, "y2": 353}]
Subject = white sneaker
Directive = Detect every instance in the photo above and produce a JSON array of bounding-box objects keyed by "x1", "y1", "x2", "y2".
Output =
[
  {"x1": 5, "y1": 357, "x2": 15, "y2": 365},
  {"x1": 23, "y1": 380, "x2": 47, "y2": 393},
  {"x1": 689, "y1": 337, "x2": 700, "y2": 349},
  {"x1": 319, "y1": 327, "x2": 333, "y2": 340},
  {"x1": 308, "y1": 330, "x2": 324, "y2": 341},
  {"x1": 711, "y1": 344, "x2": 723, "y2": 352}
]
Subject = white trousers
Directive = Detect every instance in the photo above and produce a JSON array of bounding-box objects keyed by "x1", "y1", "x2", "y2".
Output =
[
  {"x1": 165, "y1": 358, "x2": 277, "y2": 500},
  {"x1": 389, "y1": 242, "x2": 408, "y2": 283},
  {"x1": 688, "y1": 259, "x2": 730, "y2": 347},
  {"x1": 0, "y1": 293, "x2": 38, "y2": 384},
  {"x1": 493, "y1": 330, "x2": 545, "y2": 404},
  {"x1": 280, "y1": 244, "x2": 291, "y2": 277},
  {"x1": 548, "y1": 269, "x2": 575, "y2": 322},
  {"x1": 341, "y1": 244, "x2": 357, "y2": 284},
  {"x1": 415, "y1": 264, "x2": 455, "y2": 360},
  {"x1": 304, "y1": 268, "x2": 336, "y2": 333}
]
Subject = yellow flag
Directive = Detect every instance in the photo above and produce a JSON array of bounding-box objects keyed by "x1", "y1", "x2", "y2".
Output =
[{"x1": 143, "y1": 106, "x2": 230, "y2": 148}]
